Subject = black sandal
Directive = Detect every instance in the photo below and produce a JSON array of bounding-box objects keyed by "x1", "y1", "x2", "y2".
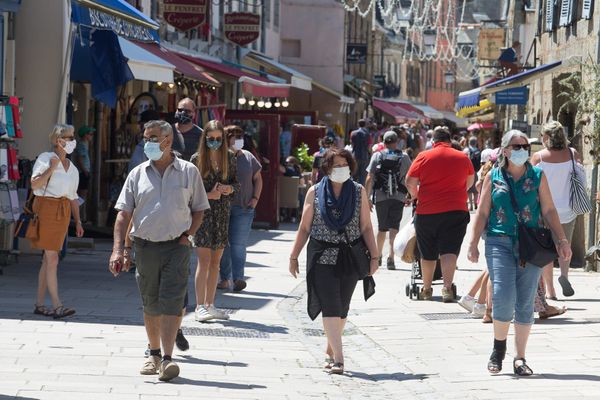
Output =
[
  {"x1": 33, "y1": 304, "x2": 53, "y2": 317},
  {"x1": 487, "y1": 348, "x2": 506, "y2": 374},
  {"x1": 513, "y1": 358, "x2": 533, "y2": 376},
  {"x1": 53, "y1": 305, "x2": 76, "y2": 319}
]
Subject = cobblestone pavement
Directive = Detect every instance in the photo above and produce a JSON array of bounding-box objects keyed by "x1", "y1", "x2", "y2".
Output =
[{"x1": 1, "y1": 209, "x2": 600, "y2": 399}]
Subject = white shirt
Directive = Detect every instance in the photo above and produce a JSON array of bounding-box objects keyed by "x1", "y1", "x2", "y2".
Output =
[
  {"x1": 538, "y1": 159, "x2": 577, "y2": 224},
  {"x1": 32, "y1": 152, "x2": 79, "y2": 200}
]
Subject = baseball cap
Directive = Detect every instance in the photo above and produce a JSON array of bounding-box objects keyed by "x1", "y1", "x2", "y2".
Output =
[
  {"x1": 77, "y1": 126, "x2": 95, "y2": 137},
  {"x1": 383, "y1": 131, "x2": 398, "y2": 143},
  {"x1": 322, "y1": 136, "x2": 335, "y2": 145}
]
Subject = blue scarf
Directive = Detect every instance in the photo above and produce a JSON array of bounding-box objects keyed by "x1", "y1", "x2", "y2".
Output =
[{"x1": 317, "y1": 177, "x2": 357, "y2": 232}]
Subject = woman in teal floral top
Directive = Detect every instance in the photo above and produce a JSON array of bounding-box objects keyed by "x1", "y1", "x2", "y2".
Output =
[{"x1": 467, "y1": 130, "x2": 571, "y2": 376}]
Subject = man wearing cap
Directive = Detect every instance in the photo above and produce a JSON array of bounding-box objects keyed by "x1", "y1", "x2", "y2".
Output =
[
  {"x1": 75, "y1": 125, "x2": 94, "y2": 222},
  {"x1": 365, "y1": 131, "x2": 412, "y2": 270}
]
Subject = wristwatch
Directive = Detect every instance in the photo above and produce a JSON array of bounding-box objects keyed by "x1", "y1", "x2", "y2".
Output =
[{"x1": 181, "y1": 232, "x2": 195, "y2": 246}]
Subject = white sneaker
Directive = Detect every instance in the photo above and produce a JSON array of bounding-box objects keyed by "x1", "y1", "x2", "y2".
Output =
[
  {"x1": 207, "y1": 305, "x2": 230, "y2": 320},
  {"x1": 195, "y1": 305, "x2": 214, "y2": 322},
  {"x1": 458, "y1": 295, "x2": 476, "y2": 312},
  {"x1": 472, "y1": 303, "x2": 486, "y2": 318}
]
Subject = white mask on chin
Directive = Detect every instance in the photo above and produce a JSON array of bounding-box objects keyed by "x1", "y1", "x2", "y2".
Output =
[{"x1": 330, "y1": 166, "x2": 351, "y2": 183}]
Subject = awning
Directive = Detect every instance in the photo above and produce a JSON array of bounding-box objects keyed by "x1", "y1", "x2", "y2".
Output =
[
  {"x1": 312, "y1": 81, "x2": 355, "y2": 105},
  {"x1": 117, "y1": 37, "x2": 174, "y2": 83},
  {"x1": 0, "y1": 0, "x2": 20, "y2": 12},
  {"x1": 244, "y1": 51, "x2": 312, "y2": 91},
  {"x1": 468, "y1": 122, "x2": 496, "y2": 132},
  {"x1": 239, "y1": 76, "x2": 291, "y2": 98},
  {"x1": 134, "y1": 42, "x2": 220, "y2": 86},
  {"x1": 71, "y1": 0, "x2": 159, "y2": 42},
  {"x1": 457, "y1": 61, "x2": 563, "y2": 109},
  {"x1": 373, "y1": 98, "x2": 423, "y2": 123},
  {"x1": 440, "y1": 111, "x2": 468, "y2": 127},
  {"x1": 411, "y1": 103, "x2": 444, "y2": 120},
  {"x1": 177, "y1": 53, "x2": 272, "y2": 83},
  {"x1": 456, "y1": 98, "x2": 494, "y2": 118}
]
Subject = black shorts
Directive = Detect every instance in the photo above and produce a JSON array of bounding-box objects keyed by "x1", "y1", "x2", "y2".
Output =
[
  {"x1": 78, "y1": 172, "x2": 90, "y2": 191},
  {"x1": 414, "y1": 210, "x2": 470, "y2": 261},
  {"x1": 375, "y1": 199, "x2": 404, "y2": 232}
]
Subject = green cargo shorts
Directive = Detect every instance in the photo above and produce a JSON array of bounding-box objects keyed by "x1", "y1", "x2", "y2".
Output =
[{"x1": 134, "y1": 238, "x2": 191, "y2": 316}]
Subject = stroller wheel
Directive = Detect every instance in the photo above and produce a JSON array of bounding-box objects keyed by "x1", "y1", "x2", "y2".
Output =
[
  {"x1": 414, "y1": 285, "x2": 421, "y2": 300},
  {"x1": 405, "y1": 284, "x2": 410, "y2": 297},
  {"x1": 452, "y1": 283, "x2": 458, "y2": 299}
]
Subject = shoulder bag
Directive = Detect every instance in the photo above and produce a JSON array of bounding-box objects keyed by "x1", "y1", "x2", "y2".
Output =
[
  {"x1": 14, "y1": 189, "x2": 39, "y2": 240},
  {"x1": 501, "y1": 168, "x2": 557, "y2": 268},
  {"x1": 342, "y1": 230, "x2": 371, "y2": 280},
  {"x1": 568, "y1": 149, "x2": 592, "y2": 215}
]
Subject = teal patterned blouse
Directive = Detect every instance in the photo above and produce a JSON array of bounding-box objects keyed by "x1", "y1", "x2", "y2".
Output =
[{"x1": 487, "y1": 164, "x2": 544, "y2": 237}]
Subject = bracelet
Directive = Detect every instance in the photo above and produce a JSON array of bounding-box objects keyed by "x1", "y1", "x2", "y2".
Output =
[
  {"x1": 76, "y1": 221, "x2": 82, "y2": 225},
  {"x1": 290, "y1": 257, "x2": 298, "y2": 261},
  {"x1": 558, "y1": 238, "x2": 569, "y2": 245}
]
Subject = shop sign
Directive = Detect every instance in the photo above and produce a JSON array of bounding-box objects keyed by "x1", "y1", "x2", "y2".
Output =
[
  {"x1": 373, "y1": 74, "x2": 386, "y2": 88},
  {"x1": 89, "y1": 9, "x2": 155, "y2": 41},
  {"x1": 163, "y1": 0, "x2": 208, "y2": 31},
  {"x1": 347, "y1": 43, "x2": 367, "y2": 64},
  {"x1": 495, "y1": 87, "x2": 529, "y2": 105},
  {"x1": 510, "y1": 119, "x2": 529, "y2": 134},
  {"x1": 478, "y1": 28, "x2": 505, "y2": 60},
  {"x1": 224, "y1": 12, "x2": 260, "y2": 46}
]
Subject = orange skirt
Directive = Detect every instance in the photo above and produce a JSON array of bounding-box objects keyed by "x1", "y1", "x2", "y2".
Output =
[{"x1": 30, "y1": 196, "x2": 71, "y2": 251}]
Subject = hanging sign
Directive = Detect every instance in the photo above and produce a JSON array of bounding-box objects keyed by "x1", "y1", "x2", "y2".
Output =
[
  {"x1": 346, "y1": 43, "x2": 367, "y2": 64},
  {"x1": 224, "y1": 12, "x2": 261, "y2": 46},
  {"x1": 478, "y1": 28, "x2": 506, "y2": 60},
  {"x1": 163, "y1": 0, "x2": 208, "y2": 31},
  {"x1": 495, "y1": 87, "x2": 529, "y2": 105}
]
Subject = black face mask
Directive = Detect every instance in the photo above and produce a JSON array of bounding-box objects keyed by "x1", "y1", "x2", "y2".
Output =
[{"x1": 174, "y1": 111, "x2": 193, "y2": 125}]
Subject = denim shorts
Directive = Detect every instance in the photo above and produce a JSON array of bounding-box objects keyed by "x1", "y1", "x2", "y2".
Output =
[{"x1": 485, "y1": 235, "x2": 543, "y2": 324}]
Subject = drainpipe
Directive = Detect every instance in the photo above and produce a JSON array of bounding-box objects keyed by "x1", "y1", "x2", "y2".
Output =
[{"x1": 587, "y1": 27, "x2": 600, "y2": 271}]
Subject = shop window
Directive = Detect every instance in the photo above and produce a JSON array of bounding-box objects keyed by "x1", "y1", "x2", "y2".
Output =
[{"x1": 281, "y1": 39, "x2": 301, "y2": 58}]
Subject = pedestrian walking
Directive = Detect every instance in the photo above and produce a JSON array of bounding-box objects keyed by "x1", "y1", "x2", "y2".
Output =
[
  {"x1": 406, "y1": 126, "x2": 474, "y2": 302},
  {"x1": 191, "y1": 120, "x2": 240, "y2": 322},
  {"x1": 467, "y1": 129, "x2": 571, "y2": 376},
  {"x1": 31, "y1": 124, "x2": 84, "y2": 319},
  {"x1": 350, "y1": 119, "x2": 371, "y2": 185},
  {"x1": 531, "y1": 121, "x2": 582, "y2": 298},
  {"x1": 218, "y1": 125, "x2": 262, "y2": 292},
  {"x1": 365, "y1": 130, "x2": 412, "y2": 270},
  {"x1": 74, "y1": 125, "x2": 94, "y2": 222},
  {"x1": 289, "y1": 148, "x2": 379, "y2": 375},
  {"x1": 110, "y1": 120, "x2": 209, "y2": 382},
  {"x1": 311, "y1": 136, "x2": 335, "y2": 184},
  {"x1": 464, "y1": 136, "x2": 482, "y2": 211},
  {"x1": 175, "y1": 97, "x2": 202, "y2": 162}
]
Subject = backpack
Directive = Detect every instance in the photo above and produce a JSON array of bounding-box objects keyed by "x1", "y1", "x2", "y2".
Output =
[
  {"x1": 468, "y1": 147, "x2": 482, "y2": 172},
  {"x1": 373, "y1": 150, "x2": 408, "y2": 196}
]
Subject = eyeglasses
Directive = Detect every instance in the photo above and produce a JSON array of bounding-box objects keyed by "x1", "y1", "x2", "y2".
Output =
[
  {"x1": 177, "y1": 108, "x2": 194, "y2": 114},
  {"x1": 207, "y1": 137, "x2": 222, "y2": 143},
  {"x1": 142, "y1": 136, "x2": 164, "y2": 143},
  {"x1": 510, "y1": 144, "x2": 530, "y2": 151}
]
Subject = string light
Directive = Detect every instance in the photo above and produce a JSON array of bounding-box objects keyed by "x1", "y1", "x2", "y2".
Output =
[
  {"x1": 265, "y1": 100, "x2": 272, "y2": 108},
  {"x1": 281, "y1": 99, "x2": 289, "y2": 108},
  {"x1": 248, "y1": 98, "x2": 256, "y2": 106},
  {"x1": 238, "y1": 97, "x2": 247, "y2": 105},
  {"x1": 257, "y1": 99, "x2": 265, "y2": 108},
  {"x1": 274, "y1": 99, "x2": 281, "y2": 107}
]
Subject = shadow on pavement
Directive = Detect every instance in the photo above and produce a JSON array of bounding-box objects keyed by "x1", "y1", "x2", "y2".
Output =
[
  {"x1": 346, "y1": 371, "x2": 431, "y2": 382},
  {"x1": 527, "y1": 373, "x2": 600, "y2": 381},
  {"x1": 535, "y1": 318, "x2": 600, "y2": 325},
  {"x1": 166, "y1": 377, "x2": 267, "y2": 389},
  {"x1": 562, "y1": 298, "x2": 600, "y2": 302},
  {"x1": 218, "y1": 319, "x2": 289, "y2": 335},
  {"x1": 225, "y1": 290, "x2": 296, "y2": 299},
  {"x1": 178, "y1": 355, "x2": 248, "y2": 368},
  {"x1": 0, "y1": 396, "x2": 40, "y2": 400}
]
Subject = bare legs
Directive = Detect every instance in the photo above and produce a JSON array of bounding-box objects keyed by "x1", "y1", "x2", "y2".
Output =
[
  {"x1": 323, "y1": 317, "x2": 346, "y2": 364},
  {"x1": 542, "y1": 263, "x2": 556, "y2": 298},
  {"x1": 36, "y1": 250, "x2": 61, "y2": 308},
  {"x1": 195, "y1": 247, "x2": 225, "y2": 306},
  {"x1": 421, "y1": 254, "x2": 457, "y2": 291},
  {"x1": 144, "y1": 313, "x2": 182, "y2": 357}
]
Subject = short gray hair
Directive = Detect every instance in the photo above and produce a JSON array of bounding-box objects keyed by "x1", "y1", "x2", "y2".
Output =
[
  {"x1": 49, "y1": 124, "x2": 74, "y2": 143},
  {"x1": 498, "y1": 129, "x2": 530, "y2": 168},
  {"x1": 541, "y1": 120, "x2": 568, "y2": 150},
  {"x1": 144, "y1": 120, "x2": 172, "y2": 137}
]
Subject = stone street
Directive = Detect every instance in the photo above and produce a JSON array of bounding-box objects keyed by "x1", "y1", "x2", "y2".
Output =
[{"x1": 1, "y1": 210, "x2": 600, "y2": 400}]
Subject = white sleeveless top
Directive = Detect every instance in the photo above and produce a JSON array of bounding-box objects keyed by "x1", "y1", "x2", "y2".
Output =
[{"x1": 538, "y1": 152, "x2": 576, "y2": 224}]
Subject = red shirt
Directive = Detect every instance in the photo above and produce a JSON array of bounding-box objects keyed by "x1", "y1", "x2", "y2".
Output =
[{"x1": 407, "y1": 142, "x2": 474, "y2": 215}]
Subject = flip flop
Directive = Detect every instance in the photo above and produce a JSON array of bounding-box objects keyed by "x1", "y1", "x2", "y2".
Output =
[{"x1": 558, "y1": 275, "x2": 575, "y2": 297}]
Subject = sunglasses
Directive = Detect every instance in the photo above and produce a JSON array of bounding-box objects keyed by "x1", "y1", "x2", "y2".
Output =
[
  {"x1": 61, "y1": 136, "x2": 75, "y2": 141},
  {"x1": 207, "y1": 137, "x2": 222, "y2": 143},
  {"x1": 510, "y1": 144, "x2": 530, "y2": 151}
]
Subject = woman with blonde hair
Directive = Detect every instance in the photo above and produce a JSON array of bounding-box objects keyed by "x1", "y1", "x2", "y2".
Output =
[
  {"x1": 31, "y1": 124, "x2": 84, "y2": 319},
  {"x1": 191, "y1": 120, "x2": 239, "y2": 322}
]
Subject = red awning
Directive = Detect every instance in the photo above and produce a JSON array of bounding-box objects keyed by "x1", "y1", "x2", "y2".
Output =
[
  {"x1": 178, "y1": 53, "x2": 271, "y2": 83},
  {"x1": 373, "y1": 99, "x2": 423, "y2": 123},
  {"x1": 239, "y1": 76, "x2": 290, "y2": 98},
  {"x1": 134, "y1": 42, "x2": 220, "y2": 86},
  {"x1": 468, "y1": 122, "x2": 496, "y2": 131}
]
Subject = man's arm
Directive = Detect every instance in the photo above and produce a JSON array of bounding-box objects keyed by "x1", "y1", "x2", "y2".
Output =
[
  {"x1": 109, "y1": 210, "x2": 132, "y2": 276},
  {"x1": 248, "y1": 170, "x2": 263, "y2": 208},
  {"x1": 406, "y1": 176, "x2": 419, "y2": 200}
]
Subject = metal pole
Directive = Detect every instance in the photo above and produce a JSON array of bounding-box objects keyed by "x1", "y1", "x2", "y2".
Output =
[{"x1": 93, "y1": 102, "x2": 102, "y2": 225}]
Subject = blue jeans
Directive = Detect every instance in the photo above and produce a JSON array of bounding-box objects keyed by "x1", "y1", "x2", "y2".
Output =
[
  {"x1": 485, "y1": 236, "x2": 543, "y2": 325},
  {"x1": 219, "y1": 206, "x2": 255, "y2": 282}
]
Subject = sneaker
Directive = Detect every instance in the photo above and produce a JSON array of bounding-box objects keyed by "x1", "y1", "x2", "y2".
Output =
[
  {"x1": 386, "y1": 257, "x2": 396, "y2": 270},
  {"x1": 217, "y1": 280, "x2": 232, "y2": 290},
  {"x1": 233, "y1": 279, "x2": 247, "y2": 292},
  {"x1": 442, "y1": 287, "x2": 455, "y2": 303},
  {"x1": 144, "y1": 344, "x2": 150, "y2": 357},
  {"x1": 472, "y1": 303, "x2": 486, "y2": 318},
  {"x1": 140, "y1": 355, "x2": 160, "y2": 375},
  {"x1": 420, "y1": 287, "x2": 433, "y2": 301},
  {"x1": 175, "y1": 329, "x2": 189, "y2": 351},
  {"x1": 207, "y1": 305, "x2": 230, "y2": 320},
  {"x1": 158, "y1": 360, "x2": 180, "y2": 382},
  {"x1": 458, "y1": 295, "x2": 476, "y2": 312},
  {"x1": 194, "y1": 305, "x2": 214, "y2": 322}
]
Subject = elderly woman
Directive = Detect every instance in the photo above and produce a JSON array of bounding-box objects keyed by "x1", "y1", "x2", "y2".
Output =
[
  {"x1": 531, "y1": 121, "x2": 582, "y2": 299},
  {"x1": 467, "y1": 130, "x2": 571, "y2": 376},
  {"x1": 31, "y1": 124, "x2": 84, "y2": 319},
  {"x1": 289, "y1": 148, "x2": 378, "y2": 375}
]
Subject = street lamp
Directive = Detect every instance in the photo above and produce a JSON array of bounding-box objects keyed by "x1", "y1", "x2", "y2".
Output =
[{"x1": 444, "y1": 70, "x2": 455, "y2": 84}]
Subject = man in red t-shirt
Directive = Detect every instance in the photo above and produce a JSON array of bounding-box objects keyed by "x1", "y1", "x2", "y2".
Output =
[{"x1": 406, "y1": 127, "x2": 475, "y2": 302}]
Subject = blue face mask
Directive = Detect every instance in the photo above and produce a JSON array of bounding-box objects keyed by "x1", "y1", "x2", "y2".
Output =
[
  {"x1": 207, "y1": 139, "x2": 222, "y2": 151},
  {"x1": 509, "y1": 148, "x2": 529, "y2": 166},
  {"x1": 144, "y1": 140, "x2": 164, "y2": 161}
]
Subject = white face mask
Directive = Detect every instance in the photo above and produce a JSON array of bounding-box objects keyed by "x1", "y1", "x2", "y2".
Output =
[
  {"x1": 62, "y1": 139, "x2": 77, "y2": 154},
  {"x1": 330, "y1": 166, "x2": 351, "y2": 183},
  {"x1": 232, "y1": 138, "x2": 244, "y2": 151}
]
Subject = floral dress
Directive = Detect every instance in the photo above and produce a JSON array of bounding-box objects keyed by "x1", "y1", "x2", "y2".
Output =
[{"x1": 191, "y1": 151, "x2": 240, "y2": 249}]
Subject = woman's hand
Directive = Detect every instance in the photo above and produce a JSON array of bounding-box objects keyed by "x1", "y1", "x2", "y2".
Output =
[
  {"x1": 557, "y1": 241, "x2": 572, "y2": 263},
  {"x1": 207, "y1": 183, "x2": 222, "y2": 200},
  {"x1": 467, "y1": 242, "x2": 479, "y2": 263},
  {"x1": 218, "y1": 184, "x2": 233, "y2": 195},
  {"x1": 75, "y1": 222, "x2": 84, "y2": 238},
  {"x1": 369, "y1": 257, "x2": 379, "y2": 276},
  {"x1": 289, "y1": 258, "x2": 299, "y2": 278},
  {"x1": 49, "y1": 156, "x2": 61, "y2": 171}
]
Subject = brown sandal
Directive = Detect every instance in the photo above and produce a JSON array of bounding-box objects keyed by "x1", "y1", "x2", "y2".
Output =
[
  {"x1": 539, "y1": 306, "x2": 567, "y2": 319},
  {"x1": 329, "y1": 362, "x2": 344, "y2": 375},
  {"x1": 33, "y1": 304, "x2": 53, "y2": 317},
  {"x1": 53, "y1": 305, "x2": 76, "y2": 319},
  {"x1": 482, "y1": 309, "x2": 492, "y2": 324}
]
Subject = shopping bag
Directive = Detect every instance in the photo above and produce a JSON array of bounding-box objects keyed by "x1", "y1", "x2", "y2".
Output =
[{"x1": 394, "y1": 221, "x2": 417, "y2": 263}]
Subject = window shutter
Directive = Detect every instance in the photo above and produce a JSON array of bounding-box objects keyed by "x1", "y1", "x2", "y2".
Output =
[
  {"x1": 537, "y1": 0, "x2": 544, "y2": 35},
  {"x1": 545, "y1": 0, "x2": 555, "y2": 31},
  {"x1": 559, "y1": 0, "x2": 572, "y2": 27},
  {"x1": 582, "y1": 0, "x2": 594, "y2": 19}
]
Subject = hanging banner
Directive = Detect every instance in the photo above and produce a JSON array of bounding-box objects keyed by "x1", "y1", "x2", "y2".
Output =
[
  {"x1": 163, "y1": 0, "x2": 208, "y2": 31},
  {"x1": 478, "y1": 28, "x2": 505, "y2": 60},
  {"x1": 224, "y1": 12, "x2": 260, "y2": 46}
]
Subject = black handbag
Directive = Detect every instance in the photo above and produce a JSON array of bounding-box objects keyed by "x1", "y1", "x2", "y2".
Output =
[
  {"x1": 14, "y1": 190, "x2": 38, "y2": 240},
  {"x1": 343, "y1": 231, "x2": 371, "y2": 279},
  {"x1": 501, "y1": 169, "x2": 558, "y2": 268}
]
